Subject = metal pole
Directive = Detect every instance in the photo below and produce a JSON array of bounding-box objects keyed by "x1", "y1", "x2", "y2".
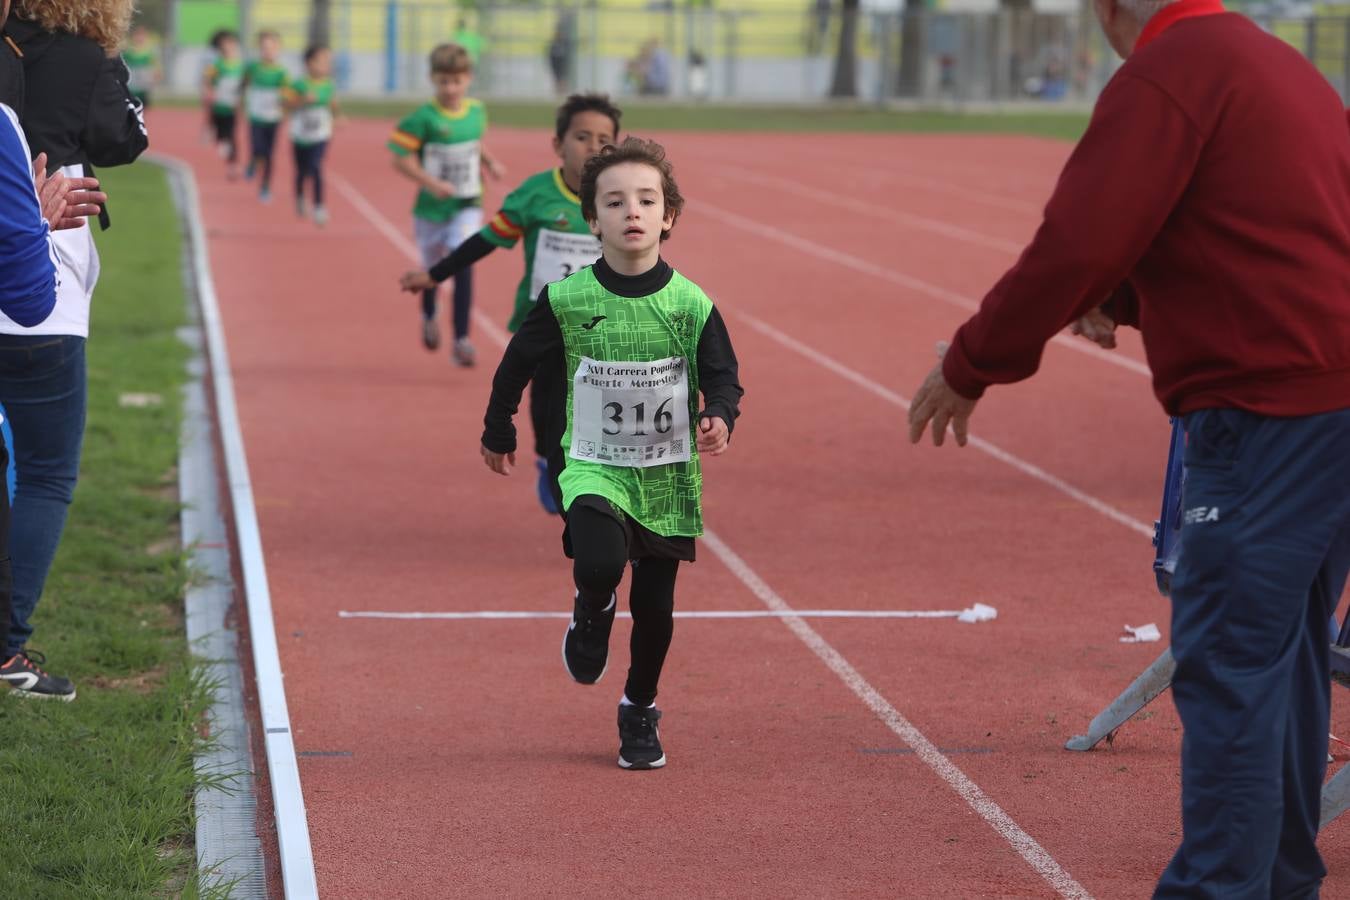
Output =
[{"x1": 384, "y1": 1, "x2": 399, "y2": 94}]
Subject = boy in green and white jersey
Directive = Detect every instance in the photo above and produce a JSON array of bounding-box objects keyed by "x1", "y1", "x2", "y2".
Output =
[
  {"x1": 388, "y1": 43, "x2": 504, "y2": 367},
  {"x1": 202, "y1": 29, "x2": 244, "y2": 178},
  {"x1": 122, "y1": 25, "x2": 159, "y2": 109},
  {"x1": 285, "y1": 44, "x2": 340, "y2": 227},
  {"x1": 242, "y1": 30, "x2": 290, "y2": 203},
  {"x1": 480, "y1": 138, "x2": 743, "y2": 770},
  {"x1": 400, "y1": 93, "x2": 621, "y2": 514}
]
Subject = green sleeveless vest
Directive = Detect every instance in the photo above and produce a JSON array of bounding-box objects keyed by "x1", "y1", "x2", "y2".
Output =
[{"x1": 552, "y1": 266, "x2": 713, "y2": 537}]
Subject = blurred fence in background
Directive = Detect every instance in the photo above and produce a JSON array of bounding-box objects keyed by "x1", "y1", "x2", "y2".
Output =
[{"x1": 161, "y1": 0, "x2": 1350, "y2": 106}]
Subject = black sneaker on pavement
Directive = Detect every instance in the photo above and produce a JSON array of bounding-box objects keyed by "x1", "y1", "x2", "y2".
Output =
[
  {"x1": 562, "y1": 592, "x2": 615, "y2": 684},
  {"x1": 1, "y1": 650, "x2": 76, "y2": 701},
  {"x1": 617, "y1": 703, "x2": 666, "y2": 770}
]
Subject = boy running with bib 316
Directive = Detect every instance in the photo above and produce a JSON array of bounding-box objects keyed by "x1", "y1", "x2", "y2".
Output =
[
  {"x1": 401, "y1": 93, "x2": 620, "y2": 514},
  {"x1": 389, "y1": 43, "x2": 504, "y2": 367},
  {"x1": 480, "y1": 138, "x2": 743, "y2": 770}
]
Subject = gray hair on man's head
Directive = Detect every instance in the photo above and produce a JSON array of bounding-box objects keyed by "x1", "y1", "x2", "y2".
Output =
[{"x1": 1116, "y1": 0, "x2": 1175, "y2": 24}]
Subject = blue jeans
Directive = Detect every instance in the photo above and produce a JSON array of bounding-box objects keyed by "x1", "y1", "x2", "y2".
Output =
[
  {"x1": 0, "y1": 335, "x2": 86, "y2": 655},
  {"x1": 1157, "y1": 407, "x2": 1350, "y2": 900}
]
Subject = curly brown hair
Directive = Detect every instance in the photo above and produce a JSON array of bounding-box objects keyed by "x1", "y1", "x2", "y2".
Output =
[
  {"x1": 580, "y1": 137, "x2": 684, "y2": 242},
  {"x1": 13, "y1": 0, "x2": 135, "y2": 51}
]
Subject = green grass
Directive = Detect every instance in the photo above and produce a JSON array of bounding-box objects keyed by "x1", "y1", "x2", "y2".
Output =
[{"x1": 0, "y1": 163, "x2": 222, "y2": 897}]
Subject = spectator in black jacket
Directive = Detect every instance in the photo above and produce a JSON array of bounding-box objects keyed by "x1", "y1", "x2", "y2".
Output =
[{"x1": 0, "y1": 0, "x2": 144, "y2": 701}]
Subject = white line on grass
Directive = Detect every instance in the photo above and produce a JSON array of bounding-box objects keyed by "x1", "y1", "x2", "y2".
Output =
[
  {"x1": 339, "y1": 609, "x2": 967, "y2": 620},
  {"x1": 696, "y1": 199, "x2": 1152, "y2": 379},
  {"x1": 335, "y1": 167, "x2": 1094, "y2": 900},
  {"x1": 155, "y1": 154, "x2": 320, "y2": 900}
]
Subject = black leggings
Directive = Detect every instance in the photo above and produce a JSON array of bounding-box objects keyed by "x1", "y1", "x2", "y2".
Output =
[
  {"x1": 211, "y1": 111, "x2": 237, "y2": 163},
  {"x1": 249, "y1": 121, "x2": 279, "y2": 190},
  {"x1": 569, "y1": 501, "x2": 678, "y2": 707},
  {"x1": 293, "y1": 141, "x2": 328, "y2": 207}
]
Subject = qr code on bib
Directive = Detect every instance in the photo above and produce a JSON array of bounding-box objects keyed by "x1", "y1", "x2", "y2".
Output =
[{"x1": 671, "y1": 439, "x2": 684, "y2": 455}]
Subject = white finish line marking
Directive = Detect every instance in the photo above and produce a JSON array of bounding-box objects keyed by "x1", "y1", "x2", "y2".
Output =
[
  {"x1": 335, "y1": 170, "x2": 1093, "y2": 900},
  {"x1": 340, "y1": 609, "x2": 967, "y2": 621}
]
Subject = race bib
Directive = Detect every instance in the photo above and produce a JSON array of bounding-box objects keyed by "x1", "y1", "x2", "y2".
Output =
[
  {"x1": 423, "y1": 140, "x2": 481, "y2": 198},
  {"x1": 214, "y1": 74, "x2": 242, "y2": 107},
  {"x1": 246, "y1": 87, "x2": 282, "y2": 122},
  {"x1": 570, "y1": 356, "x2": 691, "y2": 468},
  {"x1": 291, "y1": 105, "x2": 332, "y2": 142},
  {"x1": 530, "y1": 230, "x2": 601, "y2": 300}
]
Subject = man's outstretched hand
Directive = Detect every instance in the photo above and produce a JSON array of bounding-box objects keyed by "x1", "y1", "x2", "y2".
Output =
[{"x1": 907, "y1": 341, "x2": 978, "y2": 448}]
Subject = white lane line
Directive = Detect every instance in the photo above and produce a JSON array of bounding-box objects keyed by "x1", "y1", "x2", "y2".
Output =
[
  {"x1": 339, "y1": 609, "x2": 967, "y2": 620},
  {"x1": 155, "y1": 154, "x2": 320, "y2": 899},
  {"x1": 700, "y1": 530, "x2": 1093, "y2": 900},
  {"x1": 337, "y1": 167, "x2": 1093, "y2": 900},
  {"x1": 696, "y1": 199, "x2": 1151, "y2": 379},
  {"x1": 711, "y1": 163, "x2": 1027, "y2": 254},
  {"x1": 736, "y1": 312, "x2": 1153, "y2": 539}
]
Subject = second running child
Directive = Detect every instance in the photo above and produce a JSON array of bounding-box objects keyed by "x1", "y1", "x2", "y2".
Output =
[
  {"x1": 388, "y1": 43, "x2": 504, "y2": 367},
  {"x1": 480, "y1": 138, "x2": 743, "y2": 770},
  {"x1": 401, "y1": 93, "x2": 621, "y2": 513}
]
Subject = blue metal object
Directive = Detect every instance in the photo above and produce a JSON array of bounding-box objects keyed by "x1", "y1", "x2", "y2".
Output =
[
  {"x1": 384, "y1": 2, "x2": 399, "y2": 94},
  {"x1": 1153, "y1": 417, "x2": 1186, "y2": 597}
]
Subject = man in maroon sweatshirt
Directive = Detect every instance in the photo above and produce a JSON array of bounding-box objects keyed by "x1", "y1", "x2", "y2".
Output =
[{"x1": 907, "y1": 0, "x2": 1350, "y2": 895}]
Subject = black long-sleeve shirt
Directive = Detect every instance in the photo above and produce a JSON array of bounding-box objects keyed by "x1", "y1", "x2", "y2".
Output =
[
  {"x1": 429, "y1": 232, "x2": 494, "y2": 282},
  {"x1": 482, "y1": 257, "x2": 743, "y2": 455},
  {"x1": 6, "y1": 18, "x2": 147, "y2": 174}
]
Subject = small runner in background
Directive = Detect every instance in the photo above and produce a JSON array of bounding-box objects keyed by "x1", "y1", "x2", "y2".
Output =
[
  {"x1": 242, "y1": 29, "x2": 289, "y2": 204},
  {"x1": 479, "y1": 138, "x2": 743, "y2": 770},
  {"x1": 122, "y1": 24, "x2": 160, "y2": 110},
  {"x1": 202, "y1": 29, "x2": 243, "y2": 178},
  {"x1": 388, "y1": 43, "x2": 504, "y2": 367},
  {"x1": 285, "y1": 44, "x2": 339, "y2": 227},
  {"x1": 401, "y1": 93, "x2": 621, "y2": 514}
]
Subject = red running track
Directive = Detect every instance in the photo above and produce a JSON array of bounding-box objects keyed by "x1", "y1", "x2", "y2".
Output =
[{"x1": 146, "y1": 108, "x2": 1350, "y2": 898}]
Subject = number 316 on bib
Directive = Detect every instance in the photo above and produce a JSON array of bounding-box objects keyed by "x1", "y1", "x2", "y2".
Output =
[{"x1": 570, "y1": 356, "x2": 692, "y2": 468}]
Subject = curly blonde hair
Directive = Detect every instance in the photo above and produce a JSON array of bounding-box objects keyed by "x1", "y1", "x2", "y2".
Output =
[{"x1": 13, "y1": 0, "x2": 136, "y2": 52}]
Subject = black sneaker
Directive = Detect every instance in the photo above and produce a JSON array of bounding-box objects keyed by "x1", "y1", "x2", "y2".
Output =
[
  {"x1": 1, "y1": 650, "x2": 76, "y2": 701},
  {"x1": 562, "y1": 591, "x2": 615, "y2": 684},
  {"x1": 618, "y1": 703, "x2": 666, "y2": 770}
]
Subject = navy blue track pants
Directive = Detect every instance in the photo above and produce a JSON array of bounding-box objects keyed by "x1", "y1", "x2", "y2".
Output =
[{"x1": 1157, "y1": 407, "x2": 1350, "y2": 899}]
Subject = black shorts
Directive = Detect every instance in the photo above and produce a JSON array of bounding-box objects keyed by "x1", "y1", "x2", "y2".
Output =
[
  {"x1": 563, "y1": 494, "x2": 695, "y2": 563},
  {"x1": 211, "y1": 111, "x2": 236, "y2": 143}
]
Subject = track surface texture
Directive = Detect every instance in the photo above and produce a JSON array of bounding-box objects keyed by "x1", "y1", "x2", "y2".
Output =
[{"x1": 149, "y1": 108, "x2": 1350, "y2": 899}]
